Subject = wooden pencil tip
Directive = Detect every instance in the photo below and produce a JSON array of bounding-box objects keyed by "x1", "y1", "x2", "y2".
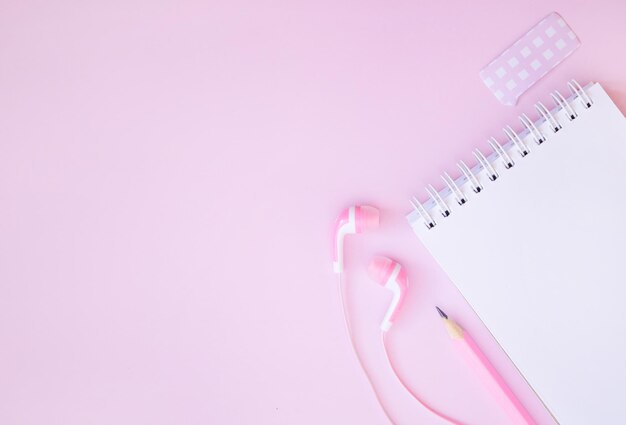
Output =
[{"x1": 435, "y1": 306, "x2": 448, "y2": 319}]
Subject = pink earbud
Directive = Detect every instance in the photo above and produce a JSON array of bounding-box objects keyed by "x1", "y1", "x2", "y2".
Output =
[
  {"x1": 332, "y1": 206, "x2": 379, "y2": 273},
  {"x1": 368, "y1": 256, "x2": 408, "y2": 331}
]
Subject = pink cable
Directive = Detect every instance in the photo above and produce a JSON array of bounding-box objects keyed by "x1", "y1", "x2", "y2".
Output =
[
  {"x1": 337, "y1": 274, "x2": 399, "y2": 425},
  {"x1": 382, "y1": 332, "x2": 466, "y2": 425}
]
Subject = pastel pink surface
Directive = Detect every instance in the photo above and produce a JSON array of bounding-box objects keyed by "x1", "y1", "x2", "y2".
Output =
[{"x1": 1, "y1": 1, "x2": 625, "y2": 425}]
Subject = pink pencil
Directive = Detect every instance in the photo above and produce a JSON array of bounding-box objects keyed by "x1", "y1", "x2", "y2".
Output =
[{"x1": 436, "y1": 307, "x2": 537, "y2": 425}]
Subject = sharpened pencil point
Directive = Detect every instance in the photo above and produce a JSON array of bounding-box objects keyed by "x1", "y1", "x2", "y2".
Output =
[{"x1": 435, "y1": 306, "x2": 448, "y2": 319}]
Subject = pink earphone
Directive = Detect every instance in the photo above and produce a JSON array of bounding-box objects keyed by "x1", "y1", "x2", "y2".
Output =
[
  {"x1": 333, "y1": 206, "x2": 463, "y2": 425},
  {"x1": 369, "y1": 256, "x2": 463, "y2": 425},
  {"x1": 368, "y1": 256, "x2": 408, "y2": 332},
  {"x1": 332, "y1": 205, "x2": 379, "y2": 273}
]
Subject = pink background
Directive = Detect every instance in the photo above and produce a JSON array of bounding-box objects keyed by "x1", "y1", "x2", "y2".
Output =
[{"x1": 1, "y1": 1, "x2": 625, "y2": 424}]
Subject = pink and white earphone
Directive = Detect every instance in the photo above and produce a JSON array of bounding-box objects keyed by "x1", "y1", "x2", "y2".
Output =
[
  {"x1": 333, "y1": 206, "x2": 462, "y2": 425},
  {"x1": 368, "y1": 256, "x2": 408, "y2": 332},
  {"x1": 332, "y1": 205, "x2": 379, "y2": 273}
]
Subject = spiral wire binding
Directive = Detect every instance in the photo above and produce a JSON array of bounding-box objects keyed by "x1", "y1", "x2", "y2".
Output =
[
  {"x1": 487, "y1": 137, "x2": 514, "y2": 169},
  {"x1": 519, "y1": 113, "x2": 545, "y2": 145},
  {"x1": 426, "y1": 184, "x2": 451, "y2": 217},
  {"x1": 409, "y1": 79, "x2": 593, "y2": 230},
  {"x1": 458, "y1": 161, "x2": 483, "y2": 193},
  {"x1": 551, "y1": 90, "x2": 577, "y2": 121},
  {"x1": 473, "y1": 148, "x2": 498, "y2": 181},
  {"x1": 442, "y1": 172, "x2": 466, "y2": 206},
  {"x1": 410, "y1": 196, "x2": 436, "y2": 229},
  {"x1": 568, "y1": 80, "x2": 593, "y2": 108},
  {"x1": 503, "y1": 125, "x2": 529, "y2": 157},
  {"x1": 536, "y1": 101, "x2": 562, "y2": 132}
]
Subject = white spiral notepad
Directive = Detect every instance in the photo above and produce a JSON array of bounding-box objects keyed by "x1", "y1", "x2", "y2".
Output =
[{"x1": 407, "y1": 81, "x2": 626, "y2": 424}]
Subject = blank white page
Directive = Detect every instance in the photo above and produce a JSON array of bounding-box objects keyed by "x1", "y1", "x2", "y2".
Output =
[{"x1": 408, "y1": 83, "x2": 626, "y2": 424}]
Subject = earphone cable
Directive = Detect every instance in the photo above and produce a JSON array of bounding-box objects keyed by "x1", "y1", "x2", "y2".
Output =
[
  {"x1": 382, "y1": 332, "x2": 466, "y2": 425},
  {"x1": 337, "y1": 273, "x2": 399, "y2": 425}
]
